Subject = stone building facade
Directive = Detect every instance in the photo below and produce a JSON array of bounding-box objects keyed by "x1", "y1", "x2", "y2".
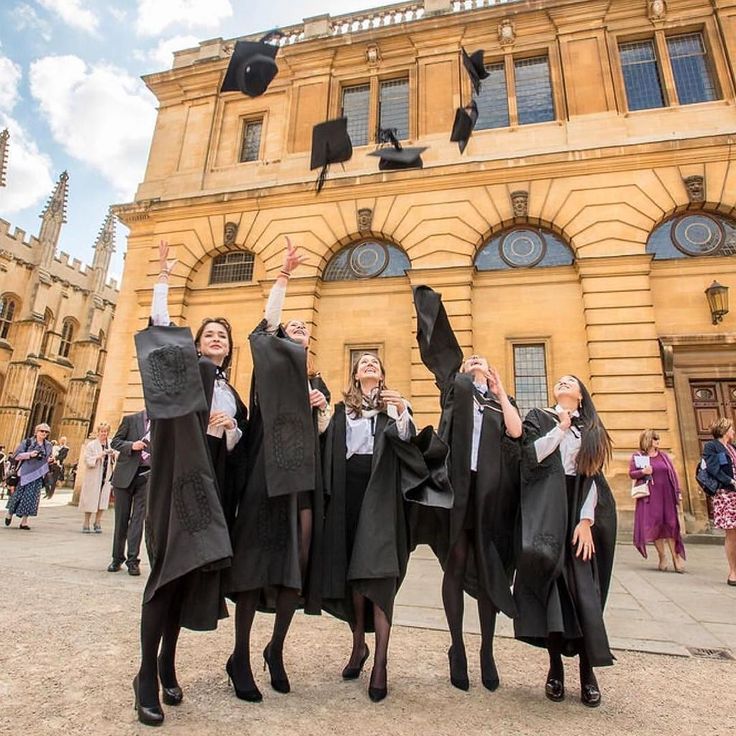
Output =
[
  {"x1": 101, "y1": 0, "x2": 736, "y2": 531},
  {"x1": 0, "y1": 141, "x2": 118, "y2": 457}
]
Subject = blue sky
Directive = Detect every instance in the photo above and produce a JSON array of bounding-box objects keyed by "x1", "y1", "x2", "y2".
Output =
[{"x1": 0, "y1": 0, "x2": 399, "y2": 281}]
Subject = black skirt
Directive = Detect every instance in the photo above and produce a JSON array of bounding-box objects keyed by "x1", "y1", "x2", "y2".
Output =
[{"x1": 345, "y1": 454, "x2": 373, "y2": 556}]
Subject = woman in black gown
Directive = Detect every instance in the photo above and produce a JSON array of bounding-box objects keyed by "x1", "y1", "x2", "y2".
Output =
[
  {"x1": 321, "y1": 352, "x2": 414, "y2": 702},
  {"x1": 413, "y1": 286, "x2": 521, "y2": 692},
  {"x1": 227, "y1": 240, "x2": 329, "y2": 702},
  {"x1": 514, "y1": 375, "x2": 617, "y2": 708},
  {"x1": 133, "y1": 242, "x2": 246, "y2": 726}
]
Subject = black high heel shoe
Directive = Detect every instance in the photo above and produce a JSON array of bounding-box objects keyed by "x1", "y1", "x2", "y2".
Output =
[
  {"x1": 447, "y1": 646, "x2": 469, "y2": 691},
  {"x1": 545, "y1": 671, "x2": 565, "y2": 703},
  {"x1": 581, "y1": 682, "x2": 601, "y2": 708},
  {"x1": 368, "y1": 664, "x2": 387, "y2": 703},
  {"x1": 157, "y1": 655, "x2": 183, "y2": 706},
  {"x1": 132, "y1": 675, "x2": 164, "y2": 727},
  {"x1": 480, "y1": 649, "x2": 499, "y2": 692},
  {"x1": 226, "y1": 655, "x2": 263, "y2": 702},
  {"x1": 342, "y1": 645, "x2": 370, "y2": 679},
  {"x1": 263, "y1": 642, "x2": 290, "y2": 694}
]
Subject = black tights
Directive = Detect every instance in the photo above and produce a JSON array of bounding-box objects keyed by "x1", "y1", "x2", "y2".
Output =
[
  {"x1": 137, "y1": 580, "x2": 185, "y2": 708},
  {"x1": 346, "y1": 590, "x2": 391, "y2": 690},
  {"x1": 229, "y1": 509, "x2": 313, "y2": 686},
  {"x1": 442, "y1": 530, "x2": 498, "y2": 675},
  {"x1": 547, "y1": 634, "x2": 598, "y2": 687}
]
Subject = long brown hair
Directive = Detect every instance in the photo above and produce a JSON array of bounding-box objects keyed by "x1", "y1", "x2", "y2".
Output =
[
  {"x1": 194, "y1": 317, "x2": 234, "y2": 370},
  {"x1": 343, "y1": 352, "x2": 387, "y2": 417},
  {"x1": 572, "y1": 375, "x2": 612, "y2": 476}
]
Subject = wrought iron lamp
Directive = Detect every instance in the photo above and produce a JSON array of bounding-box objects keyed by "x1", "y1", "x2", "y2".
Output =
[{"x1": 705, "y1": 280, "x2": 729, "y2": 325}]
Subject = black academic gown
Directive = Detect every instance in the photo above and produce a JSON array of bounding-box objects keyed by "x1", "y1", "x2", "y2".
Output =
[
  {"x1": 513, "y1": 408, "x2": 617, "y2": 667},
  {"x1": 139, "y1": 334, "x2": 234, "y2": 632},
  {"x1": 321, "y1": 403, "x2": 415, "y2": 631},
  {"x1": 228, "y1": 320, "x2": 321, "y2": 606},
  {"x1": 412, "y1": 286, "x2": 519, "y2": 617}
]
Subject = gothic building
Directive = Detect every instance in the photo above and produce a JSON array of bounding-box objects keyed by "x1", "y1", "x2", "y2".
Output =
[
  {"x1": 99, "y1": 0, "x2": 736, "y2": 532},
  {"x1": 0, "y1": 130, "x2": 118, "y2": 456}
]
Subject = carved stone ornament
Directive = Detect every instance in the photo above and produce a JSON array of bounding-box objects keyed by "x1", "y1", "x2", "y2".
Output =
[
  {"x1": 365, "y1": 44, "x2": 381, "y2": 67},
  {"x1": 683, "y1": 175, "x2": 705, "y2": 204},
  {"x1": 510, "y1": 190, "x2": 529, "y2": 218},
  {"x1": 498, "y1": 19, "x2": 516, "y2": 47},
  {"x1": 357, "y1": 207, "x2": 373, "y2": 233},
  {"x1": 648, "y1": 0, "x2": 666, "y2": 22},
  {"x1": 224, "y1": 221, "x2": 238, "y2": 246}
]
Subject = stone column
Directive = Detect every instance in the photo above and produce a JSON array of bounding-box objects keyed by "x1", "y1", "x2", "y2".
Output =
[{"x1": 407, "y1": 266, "x2": 474, "y2": 428}]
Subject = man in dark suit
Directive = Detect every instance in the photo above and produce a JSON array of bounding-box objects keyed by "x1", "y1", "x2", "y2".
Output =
[{"x1": 108, "y1": 410, "x2": 150, "y2": 576}]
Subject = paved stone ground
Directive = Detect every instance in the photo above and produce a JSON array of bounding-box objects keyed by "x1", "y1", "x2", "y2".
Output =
[{"x1": 1, "y1": 495, "x2": 735, "y2": 736}]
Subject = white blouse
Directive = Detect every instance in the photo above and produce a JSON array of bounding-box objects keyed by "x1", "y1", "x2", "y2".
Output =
[
  {"x1": 346, "y1": 405, "x2": 412, "y2": 459},
  {"x1": 151, "y1": 282, "x2": 242, "y2": 451},
  {"x1": 533, "y1": 405, "x2": 597, "y2": 523},
  {"x1": 470, "y1": 382, "x2": 487, "y2": 473}
]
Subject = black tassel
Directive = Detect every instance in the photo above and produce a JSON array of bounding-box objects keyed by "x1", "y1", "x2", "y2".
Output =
[{"x1": 316, "y1": 164, "x2": 329, "y2": 193}]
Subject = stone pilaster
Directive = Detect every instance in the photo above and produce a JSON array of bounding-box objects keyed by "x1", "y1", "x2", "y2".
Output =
[{"x1": 0, "y1": 360, "x2": 40, "y2": 448}]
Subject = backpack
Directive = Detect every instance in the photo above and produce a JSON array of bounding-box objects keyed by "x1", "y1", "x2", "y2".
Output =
[{"x1": 695, "y1": 458, "x2": 719, "y2": 497}]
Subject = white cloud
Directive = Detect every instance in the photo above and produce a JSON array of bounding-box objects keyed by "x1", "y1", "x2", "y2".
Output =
[
  {"x1": 145, "y1": 34, "x2": 200, "y2": 69},
  {"x1": 29, "y1": 55, "x2": 157, "y2": 199},
  {"x1": 0, "y1": 116, "x2": 55, "y2": 215},
  {"x1": 13, "y1": 3, "x2": 53, "y2": 42},
  {"x1": 135, "y1": 0, "x2": 233, "y2": 37},
  {"x1": 0, "y1": 56, "x2": 23, "y2": 112},
  {"x1": 107, "y1": 6, "x2": 127, "y2": 22},
  {"x1": 37, "y1": 0, "x2": 99, "y2": 33}
]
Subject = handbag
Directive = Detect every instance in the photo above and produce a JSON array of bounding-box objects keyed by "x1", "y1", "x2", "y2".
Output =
[
  {"x1": 695, "y1": 458, "x2": 720, "y2": 497},
  {"x1": 631, "y1": 478, "x2": 650, "y2": 499}
]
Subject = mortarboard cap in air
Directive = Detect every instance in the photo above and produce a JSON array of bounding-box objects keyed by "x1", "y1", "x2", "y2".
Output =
[{"x1": 221, "y1": 38, "x2": 279, "y2": 98}]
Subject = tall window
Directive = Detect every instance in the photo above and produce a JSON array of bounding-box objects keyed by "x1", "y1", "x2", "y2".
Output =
[
  {"x1": 379, "y1": 78, "x2": 409, "y2": 140},
  {"x1": 59, "y1": 319, "x2": 75, "y2": 359},
  {"x1": 667, "y1": 33, "x2": 717, "y2": 105},
  {"x1": 209, "y1": 250, "x2": 255, "y2": 285},
  {"x1": 342, "y1": 84, "x2": 371, "y2": 147},
  {"x1": 475, "y1": 62, "x2": 510, "y2": 130},
  {"x1": 514, "y1": 56, "x2": 555, "y2": 125},
  {"x1": 0, "y1": 295, "x2": 17, "y2": 340},
  {"x1": 619, "y1": 33, "x2": 719, "y2": 111},
  {"x1": 619, "y1": 40, "x2": 665, "y2": 111},
  {"x1": 239, "y1": 119, "x2": 263, "y2": 162},
  {"x1": 513, "y1": 344, "x2": 548, "y2": 415}
]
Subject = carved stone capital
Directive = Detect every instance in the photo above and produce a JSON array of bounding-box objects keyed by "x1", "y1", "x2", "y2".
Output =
[
  {"x1": 648, "y1": 0, "x2": 667, "y2": 23},
  {"x1": 498, "y1": 19, "x2": 516, "y2": 47}
]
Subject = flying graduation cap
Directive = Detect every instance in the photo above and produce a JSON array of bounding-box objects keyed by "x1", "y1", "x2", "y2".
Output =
[
  {"x1": 461, "y1": 47, "x2": 489, "y2": 95},
  {"x1": 310, "y1": 117, "x2": 353, "y2": 193},
  {"x1": 368, "y1": 128, "x2": 427, "y2": 171},
  {"x1": 221, "y1": 34, "x2": 279, "y2": 98},
  {"x1": 450, "y1": 99, "x2": 479, "y2": 154}
]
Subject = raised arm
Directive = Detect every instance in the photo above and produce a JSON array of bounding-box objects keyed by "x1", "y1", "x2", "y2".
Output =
[
  {"x1": 486, "y1": 366, "x2": 522, "y2": 438},
  {"x1": 151, "y1": 240, "x2": 177, "y2": 326},
  {"x1": 264, "y1": 237, "x2": 308, "y2": 331}
]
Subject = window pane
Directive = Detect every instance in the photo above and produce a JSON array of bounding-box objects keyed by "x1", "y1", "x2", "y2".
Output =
[
  {"x1": 514, "y1": 56, "x2": 554, "y2": 125},
  {"x1": 342, "y1": 84, "x2": 370, "y2": 147},
  {"x1": 475, "y1": 62, "x2": 510, "y2": 130},
  {"x1": 513, "y1": 344, "x2": 548, "y2": 415},
  {"x1": 210, "y1": 251, "x2": 255, "y2": 284},
  {"x1": 240, "y1": 120, "x2": 263, "y2": 162},
  {"x1": 619, "y1": 40, "x2": 665, "y2": 111},
  {"x1": 667, "y1": 33, "x2": 717, "y2": 105},
  {"x1": 379, "y1": 78, "x2": 409, "y2": 140}
]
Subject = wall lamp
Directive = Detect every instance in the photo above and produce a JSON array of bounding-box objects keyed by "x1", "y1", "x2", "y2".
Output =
[{"x1": 705, "y1": 280, "x2": 729, "y2": 325}]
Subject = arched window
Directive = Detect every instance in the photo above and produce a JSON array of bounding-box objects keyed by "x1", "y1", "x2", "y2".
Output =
[
  {"x1": 323, "y1": 240, "x2": 410, "y2": 281},
  {"x1": 0, "y1": 295, "x2": 18, "y2": 340},
  {"x1": 475, "y1": 227, "x2": 574, "y2": 271},
  {"x1": 647, "y1": 212, "x2": 736, "y2": 260},
  {"x1": 209, "y1": 250, "x2": 255, "y2": 284},
  {"x1": 59, "y1": 319, "x2": 75, "y2": 359}
]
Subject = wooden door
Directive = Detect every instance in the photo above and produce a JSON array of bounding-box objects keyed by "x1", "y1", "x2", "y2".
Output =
[{"x1": 690, "y1": 380, "x2": 736, "y2": 452}]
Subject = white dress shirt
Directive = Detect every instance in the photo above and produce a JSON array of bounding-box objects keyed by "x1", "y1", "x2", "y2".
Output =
[
  {"x1": 151, "y1": 282, "x2": 242, "y2": 451},
  {"x1": 470, "y1": 382, "x2": 488, "y2": 472},
  {"x1": 346, "y1": 404, "x2": 412, "y2": 459},
  {"x1": 533, "y1": 405, "x2": 597, "y2": 523}
]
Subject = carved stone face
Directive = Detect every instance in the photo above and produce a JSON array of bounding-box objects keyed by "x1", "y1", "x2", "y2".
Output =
[
  {"x1": 650, "y1": 0, "x2": 666, "y2": 19},
  {"x1": 511, "y1": 190, "x2": 529, "y2": 218},
  {"x1": 498, "y1": 20, "x2": 516, "y2": 45},
  {"x1": 224, "y1": 221, "x2": 238, "y2": 245},
  {"x1": 357, "y1": 208, "x2": 373, "y2": 232},
  {"x1": 684, "y1": 175, "x2": 705, "y2": 203}
]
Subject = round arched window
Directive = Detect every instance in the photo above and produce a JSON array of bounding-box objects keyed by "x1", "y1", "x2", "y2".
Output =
[
  {"x1": 647, "y1": 212, "x2": 736, "y2": 260},
  {"x1": 475, "y1": 227, "x2": 573, "y2": 271},
  {"x1": 323, "y1": 240, "x2": 410, "y2": 281}
]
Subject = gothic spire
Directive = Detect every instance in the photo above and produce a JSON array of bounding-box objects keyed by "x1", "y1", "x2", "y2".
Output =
[
  {"x1": 92, "y1": 208, "x2": 116, "y2": 292},
  {"x1": 38, "y1": 171, "x2": 69, "y2": 258},
  {"x1": 94, "y1": 208, "x2": 116, "y2": 253},
  {"x1": 0, "y1": 129, "x2": 9, "y2": 188}
]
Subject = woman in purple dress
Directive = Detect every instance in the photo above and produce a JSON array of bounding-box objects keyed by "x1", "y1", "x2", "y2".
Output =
[{"x1": 629, "y1": 429, "x2": 685, "y2": 573}]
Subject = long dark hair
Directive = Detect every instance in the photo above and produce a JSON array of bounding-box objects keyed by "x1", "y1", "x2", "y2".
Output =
[
  {"x1": 343, "y1": 352, "x2": 387, "y2": 418},
  {"x1": 573, "y1": 375, "x2": 612, "y2": 476},
  {"x1": 194, "y1": 317, "x2": 234, "y2": 370}
]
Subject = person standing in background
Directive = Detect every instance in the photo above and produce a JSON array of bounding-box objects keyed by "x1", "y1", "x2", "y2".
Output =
[
  {"x1": 108, "y1": 410, "x2": 150, "y2": 576},
  {"x1": 79, "y1": 423, "x2": 115, "y2": 533}
]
